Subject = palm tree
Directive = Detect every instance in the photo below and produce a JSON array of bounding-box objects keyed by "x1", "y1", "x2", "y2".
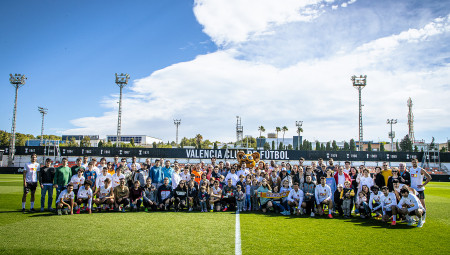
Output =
[
  {"x1": 297, "y1": 126, "x2": 303, "y2": 150},
  {"x1": 282, "y1": 126, "x2": 288, "y2": 149},
  {"x1": 258, "y1": 126, "x2": 265, "y2": 138},
  {"x1": 195, "y1": 134, "x2": 203, "y2": 149},
  {"x1": 275, "y1": 127, "x2": 281, "y2": 149}
]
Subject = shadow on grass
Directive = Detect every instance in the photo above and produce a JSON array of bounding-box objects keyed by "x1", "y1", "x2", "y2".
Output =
[{"x1": 239, "y1": 210, "x2": 416, "y2": 229}]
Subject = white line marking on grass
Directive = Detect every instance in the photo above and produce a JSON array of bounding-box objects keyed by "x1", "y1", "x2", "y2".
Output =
[{"x1": 235, "y1": 211, "x2": 242, "y2": 255}]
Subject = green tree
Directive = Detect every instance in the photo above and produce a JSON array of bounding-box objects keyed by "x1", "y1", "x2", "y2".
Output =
[
  {"x1": 380, "y1": 142, "x2": 385, "y2": 152},
  {"x1": 98, "y1": 140, "x2": 104, "y2": 147},
  {"x1": 400, "y1": 135, "x2": 413, "y2": 152},
  {"x1": 326, "y1": 142, "x2": 331, "y2": 151},
  {"x1": 0, "y1": 131, "x2": 10, "y2": 146},
  {"x1": 287, "y1": 144, "x2": 293, "y2": 150},
  {"x1": 275, "y1": 127, "x2": 281, "y2": 148},
  {"x1": 315, "y1": 141, "x2": 321, "y2": 151},
  {"x1": 332, "y1": 140, "x2": 338, "y2": 151},
  {"x1": 278, "y1": 142, "x2": 284, "y2": 150},
  {"x1": 367, "y1": 142, "x2": 372, "y2": 151},
  {"x1": 272, "y1": 141, "x2": 275, "y2": 150},
  {"x1": 213, "y1": 142, "x2": 218, "y2": 149},
  {"x1": 68, "y1": 137, "x2": 78, "y2": 147},
  {"x1": 152, "y1": 142, "x2": 157, "y2": 148},
  {"x1": 396, "y1": 142, "x2": 400, "y2": 152},
  {"x1": 282, "y1": 126, "x2": 288, "y2": 146},
  {"x1": 263, "y1": 142, "x2": 270, "y2": 150},
  {"x1": 130, "y1": 138, "x2": 135, "y2": 147},
  {"x1": 195, "y1": 134, "x2": 203, "y2": 149},
  {"x1": 343, "y1": 141, "x2": 350, "y2": 151},
  {"x1": 414, "y1": 145, "x2": 418, "y2": 152},
  {"x1": 258, "y1": 126, "x2": 265, "y2": 138},
  {"x1": 80, "y1": 136, "x2": 91, "y2": 147},
  {"x1": 350, "y1": 139, "x2": 356, "y2": 151}
]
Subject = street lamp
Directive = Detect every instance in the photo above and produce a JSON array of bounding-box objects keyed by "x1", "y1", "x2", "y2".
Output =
[
  {"x1": 38, "y1": 107, "x2": 48, "y2": 146},
  {"x1": 115, "y1": 73, "x2": 130, "y2": 147},
  {"x1": 352, "y1": 75, "x2": 367, "y2": 151},
  {"x1": 295, "y1": 121, "x2": 303, "y2": 150},
  {"x1": 174, "y1": 119, "x2": 181, "y2": 148},
  {"x1": 387, "y1": 119, "x2": 397, "y2": 152},
  {"x1": 8, "y1": 74, "x2": 27, "y2": 166}
]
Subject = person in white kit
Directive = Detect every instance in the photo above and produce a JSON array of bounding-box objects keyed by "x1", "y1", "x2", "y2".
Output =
[
  {"x1": 69, "y1": 168, "x2": 85, "y2": 199},
  {"x1": 111, "y1": 167, "x2": 126, "y2": 188},
  {"x1": 379, "y1": 186, "x2": 398, "y2": 225},
  {"x1": 22, "y1": 153, "x2": 40, "y2": 213},
  {"x1": 397, "y1": 186, "x2": 426, "y2": 228},
  {"x1": 76, "y1": 180, "x2": 93, "y2": 214},
  {"x1": 96, "y1": 167, "x2": 112, "y2": 190},
  {"x1": 315, "y1": 177, "x2": 333, "y2": 218},
  {"x1": 56, "y1": 184, "x2": 76, "y2": 215},
  {"x1": 287, "y1": 182, "x2": 303, "y2": 216},
  {"x1": 409, "y1": 158, "x2": 431, "y2": 211},
  {"x1": 94, "y1": 178, "x2": 114, "y2": 211}
]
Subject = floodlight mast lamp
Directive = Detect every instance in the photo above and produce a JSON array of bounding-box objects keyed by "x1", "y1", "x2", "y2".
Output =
[
  {"x1": 387, "y1": 119, "x2": 397, "y2": 152},
  {"x1": 115, "y1": 73, "x2": 130, "y2": 147},
  {"x1": 295, "y1": 121, "x2": 303, "y2": 150},
  {"x1": 174, "y1": 119, "x2": 181, "y2": 148},
  {"x1": 8, "y1": 74, "x2": 27, "y2": 166},
  {"x1": 38, "y1": 107, "x2": 48, "y2": 146},
  {"x1": 351, "y1": 75, "x2": 367, "y2": 151}
]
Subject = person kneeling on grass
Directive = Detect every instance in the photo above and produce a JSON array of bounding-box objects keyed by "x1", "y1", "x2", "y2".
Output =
[
  {"x1": 143, "y1": 178, "x2": 157, "y2": 212},
  {"x1": 173, "y1": 181, "x2": 188, "y2": 212},
  {"x1": 341, "y1": 180, "x2": 355, "y2": 219},
  {"x1": 369, "y1": 185, "x2": 382, "y2": 218},
  {"x1": 209, "y1": 180, "x2": 222, "y2": 212},
  {"x1": 157, "y1": 177, "x2": 173, "y2": 211},
  {"x1": 397, "y1": 186, "x2": 426, "y2": 228},
  {"x1": 129, "y1": 180, "x2": 144, "y2": 212},
  {"x1": 114, "y1": 179, "x2": 129, "y2": 212},
  {"x1": 355, "y1": 191, "x2": 370, "y2": 218},
  {"x1": 222, "y1": 179, "x2": 236, "y2": 212},
  {"x1": 315, "y1": 177, "x2": 333, "y2": 218},
  {"x1": 76, "y1": 180, "x2": 93, "y2": 214},
  {"x1": 257, "y1": 179, "x2": 273, "y2": 213},
  {"x1": 94, "y1": 178, "x2": 114, "y2": 212},
  {"x1": 380, "y1": 186, "x2": 398, "y2": 225},
  {"x1": 287, "y1": 182, "x2": 304, "y2": 216},
  {"x1": 57, "y1": 184, "x2": 76, "y2": 215}
]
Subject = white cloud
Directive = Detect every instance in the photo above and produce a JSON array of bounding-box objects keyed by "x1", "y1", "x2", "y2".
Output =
[
  {"x1": 193, "y1": 0, "x2": 327, "y2": 46},
  {"x1": 65, "y1": 2, "x2": 450, "y2": 143}
]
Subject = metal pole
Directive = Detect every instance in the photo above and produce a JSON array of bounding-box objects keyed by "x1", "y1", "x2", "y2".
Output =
[
  {"x1": 358, "y1": 87, "x2": 363, "y2": 151},
  {"x1": 117, "y1": 85, "x2": 123, "y2": 147},
  {"x1": 8, "y1": 74, "x2": 26, "y2": 167},
  {"x1": 174, "y1": 119, "x2": 181, "y2": 147}
]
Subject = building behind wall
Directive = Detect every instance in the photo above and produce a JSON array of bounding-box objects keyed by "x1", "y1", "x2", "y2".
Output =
[{"x1": 106, "y1": 135, "x2": 162, "y2": 146}]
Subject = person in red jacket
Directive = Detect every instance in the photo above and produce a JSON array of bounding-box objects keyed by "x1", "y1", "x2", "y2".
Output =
[{"x1": 334, "y1": 166, "x2": 352, "y2": 188}]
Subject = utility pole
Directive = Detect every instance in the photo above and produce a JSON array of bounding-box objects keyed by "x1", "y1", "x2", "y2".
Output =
[
  {"x1": 387, "y1": 119, "x2": 397, "y2": 152},
  {"x1": 236, "y1": 116, "x2": 243, "y2": 146},
  {"x1": 8, "y1": 74, "x2": 27, "y2": 166},
  {"x1": 351, "y1": 75, "x2": 367, "y2": 151},
  {"x1": 38, "y1": 107, "x2": 48, "y2": 146},
  {"x1": 174, "y1": 119, "x2": 181, "y2": 147},
  {"x1": 295, "y1": 121, "x2": 303, "y2": 150},
  {"x1": 115, "y1": 73, "x2": 130, "y2": 147}
]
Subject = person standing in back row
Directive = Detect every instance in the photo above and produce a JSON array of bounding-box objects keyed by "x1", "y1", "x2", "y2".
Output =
[
  {"x1": 409, "y1": 158, "x2": 431, "y2": 211},
  {"x1": 22, "y1": 154, "x2": 40, "y2": 213},
  {"x1": 39, "y1": 158, "x2": 55, "y2": 212},
  {"x1": 53, "y1": 158, "x2": 72, "y2": 206}
]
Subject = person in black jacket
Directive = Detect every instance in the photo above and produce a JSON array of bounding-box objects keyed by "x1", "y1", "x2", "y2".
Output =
[
  {"x1": 334, "y1": 184, "x2": 344, "y2": 217},
  {"x1": 157, "y1": 178, "x2": 173, "y2": 211},
  {"x1": 173, "y1": 181, "x2": 188, "y2": 212},
  {"x1": 373, "y1": 166, "x2": 385, "y2": 188},
  {"x1": 39, "y1": 158, "x2": 55, "y2": 212},
  {"x1": 398, "y1": 163, "x2": 411, "y2": 186},
  {"x1": 187, "y1": 180, "x2": 198, "y2": 211}
]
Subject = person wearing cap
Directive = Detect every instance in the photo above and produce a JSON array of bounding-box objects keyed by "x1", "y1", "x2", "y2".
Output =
[{"x1": 39, "y1": 158, "x2": 55, "y2": 212}]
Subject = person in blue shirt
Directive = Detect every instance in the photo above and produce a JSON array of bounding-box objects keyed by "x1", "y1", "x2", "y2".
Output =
[
  {"x1": 150, "y1": 159, "x2": 163, "y2": 188},
  {"x1": 161, "y1": 160, "x2": 174, "y2": 185},
  {"x1": 83, "y1": 162, "x2": 97, "y2": 193}
]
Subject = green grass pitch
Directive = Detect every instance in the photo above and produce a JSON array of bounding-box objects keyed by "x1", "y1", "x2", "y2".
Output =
[{"x1": 0, "y1": 175, "x2": 449, "y2": 254}]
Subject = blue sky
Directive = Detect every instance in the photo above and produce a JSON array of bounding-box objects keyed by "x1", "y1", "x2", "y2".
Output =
[{"x1": 1, "y1": 0, "x2": 449, "y2": 144}]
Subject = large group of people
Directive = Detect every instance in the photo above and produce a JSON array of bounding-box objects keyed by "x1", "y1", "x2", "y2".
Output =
[{"x1": 22, "y1": 154, "x2": 431, "y2": 227}]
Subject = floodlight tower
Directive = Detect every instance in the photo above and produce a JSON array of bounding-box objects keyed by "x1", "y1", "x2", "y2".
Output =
[
  {"x1": 38, "y1": 107, "x2": 48, "y2": 146},
  {"x1": 295, "y1": 121, "x2": 303, "y2": 150},
  {"x1": 387, "y1": 119, "x2": 397, "y2": 152},
  {"x1": 407, "y1": 98, "x2": 415, "y2": 144},
  {"x1": 8, "y1": 74, "x2": 27, "y2": 166},
  {"x1": 236, "y1": 116, "x2": 243, "y2": 145},
  {"x1": 174, "y1": 119, "x2": 181, "y2": 147},
  {"x1": 351, "y1": 75, "x2": 367, "y2": 151},
  {"x1": 115, "y1": 73, "x2": 130, "y2": 147}
]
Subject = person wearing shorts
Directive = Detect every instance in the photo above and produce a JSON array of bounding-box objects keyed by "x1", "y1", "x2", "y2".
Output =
[
  {"x1": 76, "y1": 180, "x2": 93, "y2": 214},
  {"x1": 409, "y1": 158, "x2": 432, "y2": 212},
  {"x1": 397, "y1": 186, "x2": 426, "y2": 228},
  {"x1": 114, "y1": 179, "x2": 130, "y2": 212},
  {"x1": 94, "y1": 178, "x2": 114, "y2": 212},
  {"x1": 380, "y1": 186, "x2": 398, "y2": 225},
  {"x1": 56, "y1": 184, "x2": 76, "y2": 215},
  {"x1": 22, "y1": 154, "x2": 40, "y2": 213}
]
